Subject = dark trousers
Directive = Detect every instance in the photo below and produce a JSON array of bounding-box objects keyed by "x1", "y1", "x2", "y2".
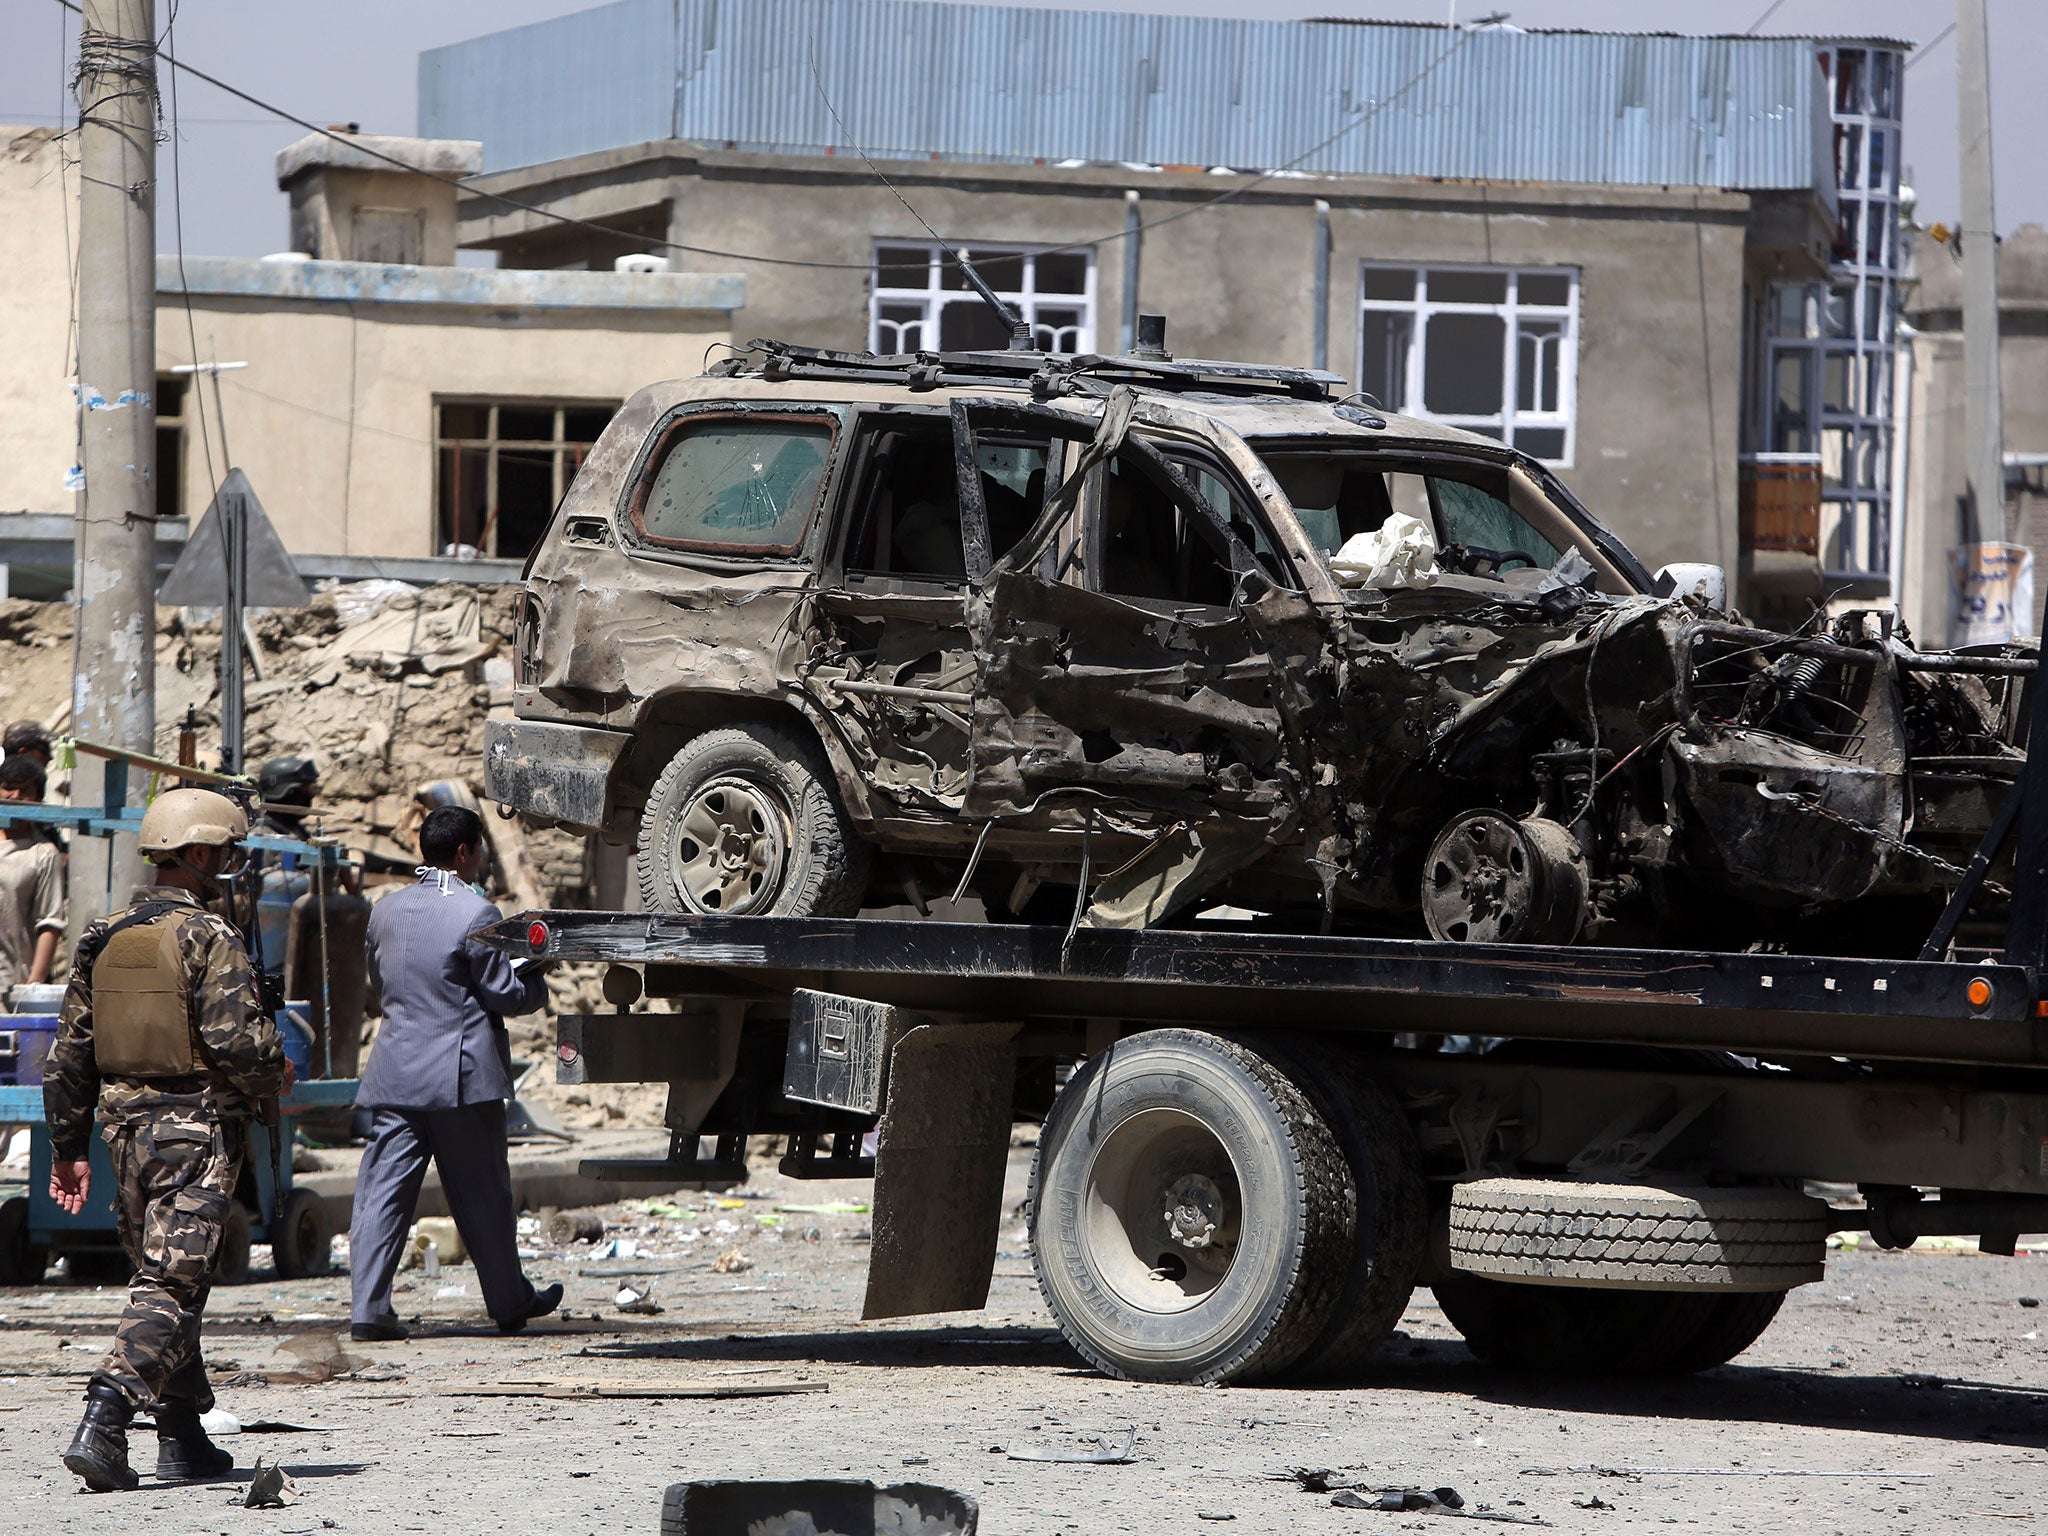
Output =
[
  {"x1": 347, "y1": 1101, "x2": 535, "y2": 1325},
  {"x1": 99, "y1": 1109, "x2": 241, "y2": 1410}
]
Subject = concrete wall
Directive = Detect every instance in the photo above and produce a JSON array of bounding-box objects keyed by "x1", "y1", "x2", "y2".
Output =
[
  {"x1": 153, "y1": 259, "x2": 741, "y2": 559},
  {"x1": 467, "y1": 149, "x2": 1751, "y2": 578},
  {"x1": 1899, "y1": 226, "x2": 2048, "y2": 641},
  {"x1": 0, "y1": 128, "x2": 80, "y2": 519}
]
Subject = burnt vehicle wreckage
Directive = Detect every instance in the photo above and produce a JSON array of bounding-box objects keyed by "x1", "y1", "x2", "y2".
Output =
[
  {"x1": 479, "y1": 324, "x2": 2048, "y2": 1388},
  {"x1": 487, "y1": 327, "x2": 2033, "y2": 959}
]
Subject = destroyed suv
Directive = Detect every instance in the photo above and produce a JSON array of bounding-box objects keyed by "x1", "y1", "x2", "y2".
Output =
[{"x1": 486, "y1": 339, "x2": 2029, "y2": 954}]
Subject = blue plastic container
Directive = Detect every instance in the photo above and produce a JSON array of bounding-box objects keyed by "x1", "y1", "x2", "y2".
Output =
[
  {"x1": 276, "y1": 1005, "x2": 314, "y2": 1082},
  {"x1": 0, "y1": 1017, "x2": 60, "y2": 1086}
]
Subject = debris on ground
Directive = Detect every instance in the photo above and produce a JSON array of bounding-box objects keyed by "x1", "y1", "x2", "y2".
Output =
[
  {"x1": 615, "y1": 1283, "x2": 665, "y2": 1315},
  {"x1": 266, "y1": 1330, "x2": 370, "y2": 1385},
  {"x1": 1006, "y1": 1427, "x2": 1137, "y2": 1464},
  {"x1": 445, "y1": 1377, "x2": 827, "y2": 1400},
  {"x1": 549, "y1": 1210, "x2": 607, "y2": 1244},
  {"x1": 711, "y1": 1247, "x2": 755, "y2": 1274},
  {"x1": 660, "y1": 1479, "x2": 977, "y2": 1536},
  {"x1": 242, "y1": 1458, "x2": 297, "y2": 1508}
]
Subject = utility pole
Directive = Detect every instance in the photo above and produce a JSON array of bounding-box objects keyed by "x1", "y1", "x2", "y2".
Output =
[
  {"x1": 72, "y1": 0, "x2": 159, "y2": 919},
  {"x1": 1957, "y1": 0, "x2": 2005, "y2": 547}
]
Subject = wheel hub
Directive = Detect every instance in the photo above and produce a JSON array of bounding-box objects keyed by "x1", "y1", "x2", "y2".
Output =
[
  {"x1": 673, "y1": 777, "x2": 789, "y2": 914},
  {"x1": 1163, "y1": 1173, "x2": 1226, "y2": 1248}
]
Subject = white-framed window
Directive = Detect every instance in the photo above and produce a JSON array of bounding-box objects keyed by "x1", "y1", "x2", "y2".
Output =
[
  {"x1": 870, "y1": 242, "x2": 1096, "y2": 355},
  {"x1": 1357, "y1": 264, "x2": 1580, "y2": 464}
]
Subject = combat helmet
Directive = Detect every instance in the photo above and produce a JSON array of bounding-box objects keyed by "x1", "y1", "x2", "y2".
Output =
[{"x1": 137, "y1": 788, "x2": 250, "y2": 860}]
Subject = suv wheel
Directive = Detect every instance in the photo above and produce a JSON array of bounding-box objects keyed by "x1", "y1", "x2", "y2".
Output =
[{"x1": 637, "y1": 723, "x2": 870, "y2": 917}]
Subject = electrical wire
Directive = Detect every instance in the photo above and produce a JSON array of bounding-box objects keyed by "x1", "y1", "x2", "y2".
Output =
[
  {"x1": 164, "y1": 1, "x2": 223, "y2": 509},
  {"x1": 1904, "y1": 22, "x2": 1956, "y2": 67},
  {"x1": 47, "y1": 0, "x2": 1471, "y2": 276}
]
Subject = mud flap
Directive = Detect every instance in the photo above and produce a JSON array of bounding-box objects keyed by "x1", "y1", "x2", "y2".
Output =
[{"x1": 862, "y1": 1022, "x2": 1019, "y2": 1321}]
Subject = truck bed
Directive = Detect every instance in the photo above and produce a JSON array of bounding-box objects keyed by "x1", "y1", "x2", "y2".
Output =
[{"x1": 490, "y1": 911, "x2": 2048, "y2": 1068}]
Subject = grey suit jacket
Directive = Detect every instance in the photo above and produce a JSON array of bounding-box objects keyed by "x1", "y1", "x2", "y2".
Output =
[{"x1": 356, "y1": 872, "x2": 548, "y2": 1110}]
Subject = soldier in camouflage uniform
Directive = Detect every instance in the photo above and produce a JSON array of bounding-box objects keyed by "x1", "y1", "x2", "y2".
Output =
[{"x1": 43, "y1": 788, "x2": 292, "y2": 1492}]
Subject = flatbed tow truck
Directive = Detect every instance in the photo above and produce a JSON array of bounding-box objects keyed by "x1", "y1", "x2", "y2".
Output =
[{"x1": 476, "y1": 697, "x2": 2048, "y2": 1386}]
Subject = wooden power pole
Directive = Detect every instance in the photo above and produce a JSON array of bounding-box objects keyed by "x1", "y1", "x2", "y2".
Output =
[{"x1": 72, "y1": 0, "x2": 159, "y2": 917}]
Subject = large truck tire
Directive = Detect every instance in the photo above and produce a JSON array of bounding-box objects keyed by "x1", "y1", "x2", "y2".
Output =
[
  {"x1": 1261, "y1": 1043, "x2": 1427, "y2": 1381},
  {"x1": 638, "y1": 723, "x2": 870, "y2": 918},
  {"x1": 1448, "y1": 1178, "x2": 1830, "y2": 1291},
  {"x1": 1028, "y1": 1029, "x2": 1354, "y2": 1385}
]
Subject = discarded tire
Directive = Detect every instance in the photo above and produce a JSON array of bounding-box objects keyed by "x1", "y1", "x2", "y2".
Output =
[
  {"x1": 1029, "y1": 1029, "x2": 1354, "y2": 1384},
  {"x1": 638, "y1": 723, "x2": 870, "y2": 918},
  {"x1": 1447, "y1": 1178, "x2": 1830, "y2": 1291}
]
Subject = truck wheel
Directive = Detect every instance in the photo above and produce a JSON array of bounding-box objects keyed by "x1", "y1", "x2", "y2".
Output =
[
  {"x1": 0, "y1": 1197, "x2": 46, "y2": 1284},
  {"x1": 270, "y1": 1187, "x2": 334, "y2": 1279},
  {"x1": 1657, "y1": 1289, "x2": 1787, "y2": 1373},
  {"x1": 1028, "y1": 1029, "x2": 1353, "y2": 1385},
  {"x1": 1263, "y1": 1043, "x2": 1427, "y2": 1381},
  {"x1": 216, "y1": 1202, "x2": 253, "y2": 1287},
  {"x1": 1447, "y1": 1178, "x2": 1830, "y2": 1290},
  {"x1": 638, "y1": 723, "x2": 870, "y2": 917},
  {"x1": 1433, "y1": 1273, "x2": 1704, "y2": 1376}
]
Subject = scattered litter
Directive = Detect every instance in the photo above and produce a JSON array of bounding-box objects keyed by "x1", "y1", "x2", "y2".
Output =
[
  {"x1": 1197, "y1": 1515, "x2": 1236, "y2": 1522},
  {"x1": 2022, "y1": 1297, "x2": 2041, "y2": 1309},
  {"x1": 1006, "y1": 1427, "x2": 1136, "y2": 1464},
  {"x1": 1329, "y1": 1487, "x2": 1544, "y2": 1524},
  {"x1": 711, "y1": 1248, "x2": 754, "y2": 1274},
  {"x1": 592, "y1": 1237, "x2": 639, "y2": 1261},
  {"x1": 200, "y1": 1408, "x2": 241, "y2": 1436},
  {"x1": 640, "y1": 1199, "x2": 689, "y2": 1219},
  {"x1": 774, "y1": 1202, "x2": 870, "y2": 1216},
  {"x1": 242, "y1": 1458, "x2": 297, "y2": 1508},
  {"x1": 446, "y1": 1377, "x2": 826, "y2": 1400},
  {"x1": 661, "y1": 1478, "x2": 976, "y2": 1536},
  {"x1": 266, "y1": 1331, "x2": 370, "y2": 1385},
  {"x1": 903, "y1": 1456, "x2": 929, "y2": 1466},
  {"x1": 1521, "y1": 1466, "x2": 1933, "y2": 1480},
  {"x1": 549, "y1": 1211, "x2": 607, "y2": 1245},
  {"x1": 1572, "y1": 1496, "x2": 1614, "y2": 1510},
  {"x1": 616, "y1": 1284, "x2": 665, "y2": 1315},
  {"x1": 433, "y1": 1284, "x2": 471, "y2": 1300}
]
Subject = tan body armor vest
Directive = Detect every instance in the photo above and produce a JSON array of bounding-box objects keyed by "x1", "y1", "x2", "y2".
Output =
[{"x1": 91, "y1": 907, "x2": 199, "y2": 1078}]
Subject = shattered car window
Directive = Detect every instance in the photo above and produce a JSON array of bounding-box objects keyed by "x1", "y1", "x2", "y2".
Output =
[
  {"x1": 1431, "y1": 475, "x2": 1563, "y2": 569},
  {"x1": 844, "y1": 428, "x2": 1050, "y2": 580},
  {"x1": 1262, "y1": 452, "x2": 1565, "y2": 574},
  {"x1": 636, "y1": 416, "x2": 837, "y2": 552},
  {"x1": 1096, "y1": 451, "x2": 1270, "y2": 606}
]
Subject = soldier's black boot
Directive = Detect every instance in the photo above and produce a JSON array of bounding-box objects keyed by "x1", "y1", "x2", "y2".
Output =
[
  {"x1": 154, "y1": 1404, "x2": 235, "y2": 1481},
  {"x1": 62, "y1": 1380, "x2": 139, "y2": 1492}
]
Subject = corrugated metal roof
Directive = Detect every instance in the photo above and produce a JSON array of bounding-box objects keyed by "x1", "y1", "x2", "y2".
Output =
[{"x1": 420, "y1": 0, "x2": 1834, "y2": 196}]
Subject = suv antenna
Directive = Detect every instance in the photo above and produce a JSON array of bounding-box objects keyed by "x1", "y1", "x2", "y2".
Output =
[{"x1": 806, "y1": 43, "x2": 1034, "y2": 351}]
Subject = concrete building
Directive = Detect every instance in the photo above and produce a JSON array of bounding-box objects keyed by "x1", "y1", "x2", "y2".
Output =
[
  {"x1": 0, "y1": 125, "x2": 742, "y2": 593},
  {"x1": 1899, "y1": 224, "x2": 2048, "y2": 642},
  {"x1": 421, "y1": 0, "x2": 1913, "y2": 614}
]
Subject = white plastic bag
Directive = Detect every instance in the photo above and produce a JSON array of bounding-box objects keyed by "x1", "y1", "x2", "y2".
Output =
[{"x1": 1329, "y1": 512, "x2": 1439, "y2": 590}]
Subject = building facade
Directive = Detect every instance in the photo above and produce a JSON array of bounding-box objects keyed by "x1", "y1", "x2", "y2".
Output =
[
  {"x1": 423, "y1": 0, "x2": 1899, "y2": 613},
  {"x1": 0, "y1": 127, "x2": 743, "y2": 593}
]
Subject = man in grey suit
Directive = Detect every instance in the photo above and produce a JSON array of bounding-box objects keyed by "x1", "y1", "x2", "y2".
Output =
[{"x1": 348, "y1": 806, "x2": 562, "y2": 1340}]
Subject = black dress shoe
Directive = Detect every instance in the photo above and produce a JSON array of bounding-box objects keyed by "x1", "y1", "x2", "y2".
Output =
[
  {"x1": 497, "y1": 1281, "x2": 563, "y2": 1334},
  {"x1": 350, "y1": 1319, "x2": 408, "y2": 1342},
  {"x1": 63, "y1": 1380, "x2": 139, "y2": 1493}
]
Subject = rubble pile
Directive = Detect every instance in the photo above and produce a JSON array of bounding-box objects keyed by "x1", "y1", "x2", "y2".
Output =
[{"x1": 0, "y1": 584, "x2": 664, "y2": 1129}]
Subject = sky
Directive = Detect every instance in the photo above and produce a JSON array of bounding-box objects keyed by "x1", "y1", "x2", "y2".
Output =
[{"x1": 2, "y1": 0, "x2": 2042, "y2": 259}]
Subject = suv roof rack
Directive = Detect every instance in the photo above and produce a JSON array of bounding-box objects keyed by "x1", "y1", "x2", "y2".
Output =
[{"x1": 712, "y1": 339, "x2": 1347, "y2": 403}]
